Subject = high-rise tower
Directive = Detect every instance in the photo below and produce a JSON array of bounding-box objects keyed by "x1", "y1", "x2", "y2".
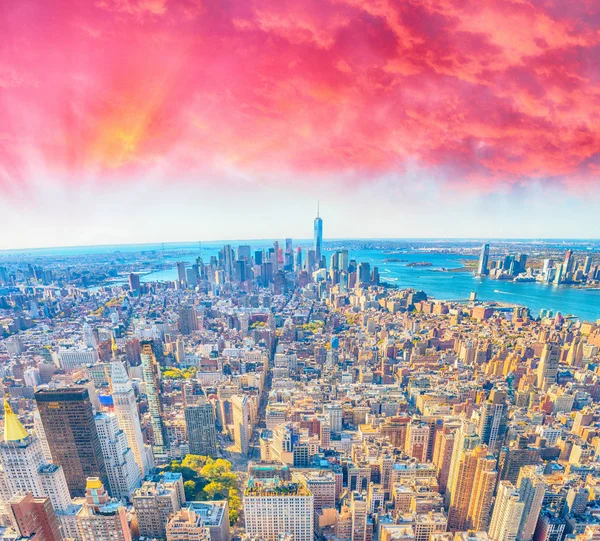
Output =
[
  {"x1": 34, "y1": 388, "x2": 108, "y2": 497},
  {"x1": 314, "y1": 203, "x2": 323, "y2": 269},
  {"x1": 516, "y1": 466, "x2": 546, "y2": 541},
  {"x1": 185, "y1": 396, "x2": 217, "y2": 457},
  {"x1": 488, "y1": 481, "x2": 525, "y2": 541},
  {"x1": 478, "y1": 244, "x2": 490, "y2": 275},
  {"x1": 140, "y1": 341, "x2": 166, "y2": 454},
  {"x1": 0, "y1": 400, "x2": 71, "y2": 512},
  {"x1": 448, "y1": 445, "x2": 496, "y2": 531},
  {"x1": 478, "y1": 389, "x2": 508, "y2": 454},
  {"x1": 95, "y1": 413, "x2": 142, "y2": 500},
  {"x1": 111, "y1": 360, "x2": 153, "y2": 478},
  {"x1": 232, "y1": 395, "x2": 250, "y2": 456},
  {"x1": 536, "y1": 344, "x2": 560, "y2": 391}
]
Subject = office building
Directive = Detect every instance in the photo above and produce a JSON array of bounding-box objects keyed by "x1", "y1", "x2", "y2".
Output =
[
  {"x1": 468, "y1": 449, "x2": 498, "y2": 531},
  {"x1": 537, "y1": 344, "x2": 560, "y2": 391},
  {"x1": 177, "y1": 262, "x2": 187, "y2": 286},
  {"x1": 498, "y1": 437, "x2": 541, "y2": 485},
  {"x1": 94, "y1": 413, "x2": 141, "y2": 500},
  {"x1": 243, "y1": 478, "x2": 314, "y2": 541},
  {"x1": 76, "y1": 477, "x2": 132, "y2": 541},
  {"x1": 446, "y1": 420, "x2": 480, "y2": 505},
  {"x1": 533, "y1": 513, "x2": 565, "y2": 541},
  {"x1": 185, "y1": 397, "x2": 218, "y2": 457},
  {"x1": 478, "y1": 244, "x2": 490, "y2": 275},
  {"x1": 133, "y1": 479, "x2": 183, "y2": 539},
  {"x1": 57, "y1": 346, "x2": 99, "y2": 371},
  {"x1": 297, "y1": 471, "x2": 336, "y2": 512},
  {"x1": 478, "y1": 389, "x2": 508, "y2": 453},
  {"x1": 488, "y1": 481, "x2": 525, "y2": 541},
  {"x1": 0, "y1": 401, "x2": 71, "y2": 513},
  {"x1": 448, "y1": 445, "x2": 496, "y2": 531},
  {"x1": 140, "y1": 341, "x2": 166, "y2": 454},
  {"x1": 185, "y1": 501, "x2": 230, "y2": 541},
  {"x1": 110, "y1": 360, "x2": 153, "y2": 478},
  {"x1": 6, "y1": 493, "x2": 63, "y2": 541},
  {"x1": 34, "y1": 388, "x2": 108, "y2": 497},
  {"x1": 314, "y1": 207, "x2": 323, "y2": 268},
  {"x1": 516, "y1": 466, "x2": 546, "y2": 541},
  {"x1": 350, "y1": 491, "x2": 368, "y2": 541},
  {"x1": 232, "y1": 395, "x2": 250, "y2": 455},
  {"x1": 128, "y1": 273, "x2": 141, "y2": 293},
  {"x1": 179, "y1": 307, "x2": 199, "y2": 335},
  {"x1": 324, "y1": 404, "x2": 343, "y2": 433},
  {"x1": 166, "y1": 507, "x2": 211, "y2": 541},
  {"x1": 405, "y1": 421, "x2": 430, "y2": 463}
]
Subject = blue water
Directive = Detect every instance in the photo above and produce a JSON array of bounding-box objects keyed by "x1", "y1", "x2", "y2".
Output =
[
  {"x1": 2, "y1": 241, "x2": 599, "y2": 321},
  {"x1": 349, "y1": 250, "x2": 600, "y2": 322},
  {"x1": 123, "y1": 246, "x2": 600, "y2": 322}
]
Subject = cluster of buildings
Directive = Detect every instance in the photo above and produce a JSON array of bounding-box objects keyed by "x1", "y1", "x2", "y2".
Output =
[
  {"x1": 477, "y1": 245, "x2": 599, "y2": 285},
  {"x1": 0, "y1": 216, "x2": 599, "y2": 541}
]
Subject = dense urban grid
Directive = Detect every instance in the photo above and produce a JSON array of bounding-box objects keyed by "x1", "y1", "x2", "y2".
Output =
[{"x1": 0, "y1": 214, "x2": 599, "y2": 541}]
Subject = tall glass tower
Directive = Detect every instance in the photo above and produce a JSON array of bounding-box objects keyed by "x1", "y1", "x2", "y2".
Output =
[
  {"x1": 314, "y1": 204, "x2": 323, "y2": 268},
  {"x1": 477, "y1": 243, "x2": 490, "y2": 275},
  {"x1": 140, "y1": 341, "x2": 166, "y2": 455}
]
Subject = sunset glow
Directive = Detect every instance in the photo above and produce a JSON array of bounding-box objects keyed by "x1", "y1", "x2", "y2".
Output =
[{"x1": 1, "y1": 0, "x2": 599, "y2": 246}]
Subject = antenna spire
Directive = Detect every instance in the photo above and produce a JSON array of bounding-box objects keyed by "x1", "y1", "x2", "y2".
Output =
[{"x1": 317, "y1": 200, "x2": 320, "y2": 218}]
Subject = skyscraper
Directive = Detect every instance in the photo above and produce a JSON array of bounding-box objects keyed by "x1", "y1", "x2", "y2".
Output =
[
  {"x1": 111, "y1": 360, "x2": 153, "y2": 478},
  {"x1": 446, "y1": 420, "x2": 480, "y2": 505},
  {"x1": 488, "y1": 481, "x2": 525, "y2": 541},
  {"x1": 128, "y1": 273, "x2": 141, "y2": 293},
  {"x1": 516, "y1": 466, "x2": 546, "y2": 541},
  {"x1": 350, "y1": 491, "x2": 368, "y2": 541},
  {"x1": 0, "y1": 400, "x2": 71, "y2": 512},
  {"x1": 478, "y1": 389, "x2": 508, "y2": 454},
  {"x1": 34, "y1": 388, "x2": 109, "y2": 497},
  {"x1": 478, "y1": 244, "x2": 490, "y2": 275},
  {"x1": 314, "y1": 205, "x2": 323, "y2": 268},
  {"x1": 272, "y1": 241, "x2": 279, "y2": 273},
  {"x1": 448, "y1": 445, "x2": 496, "y2": 531},
  {"x1": 178, "y1": 306, "x2": 198, "y2": 335},
  {"x1": 536, "y1": 344, "x2": 559, "y2": 391},
  {"x1": 468, "y1": 449, "x2": 498, "y2": 531},
  {"x1": 185, "y1": 396, "x2": 218, "y2": 457},
  {"x1": 133, "y1": 479, "x2": 183, "y2": 540},
  {"x1": 563, "y1": 250, "x2": 574, "y2": 274},
  {"x1": 140, "y1": 341, "x2": 166, "y2": 454},
  {"x1": 7, "y1": 493, "x2": 63, "y2": 541},
  {"x1": 177, "y1": 262, "x2": 187, "y2": 287},
  {"x1": 94, "y1": 413, "x2": 142, "y2": 500},
  {"x1": 232, "y1": 395, "x2": 250, "y2": 455}
]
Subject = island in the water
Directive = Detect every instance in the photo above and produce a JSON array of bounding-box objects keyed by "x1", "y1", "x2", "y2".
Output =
[{"x1": 406, "y1": 261, "x2": 433, "y2": 267}]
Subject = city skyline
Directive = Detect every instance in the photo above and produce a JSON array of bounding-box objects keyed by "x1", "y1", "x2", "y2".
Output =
[{"x1": 1, "y1": 1, "x2": 600, "y2": 248}]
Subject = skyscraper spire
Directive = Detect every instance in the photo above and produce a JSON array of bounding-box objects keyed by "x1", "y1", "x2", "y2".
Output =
[
  {"x1": 3, "y1": 399, "x2": 29, "y2": 442},
  {"x1": 314, "y1": 203, "x2": 323, "y2": 268},
  {"x1": 111, "y1": 335, "x2": 118, "y2": 359}
]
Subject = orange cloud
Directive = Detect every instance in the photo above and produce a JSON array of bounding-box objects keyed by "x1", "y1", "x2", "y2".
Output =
[{"x1": 0, "y1": 0, "x2": 599, "y2": 194}]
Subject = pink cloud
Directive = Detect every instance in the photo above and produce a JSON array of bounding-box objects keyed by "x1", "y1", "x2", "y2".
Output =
[{"x1": 0, "y1": 0, "x2": 599, "y2": 193}]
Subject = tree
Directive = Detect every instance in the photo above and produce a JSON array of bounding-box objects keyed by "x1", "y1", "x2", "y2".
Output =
[
  {"x1": 184, "y1": 480, "x2": 197, "y2": 501},
  {"x1": 228, "y1": 487, "x2": 241, "y2": 525},
  {"x1": 182, "y1": 455, "x2": 208, "y2": 472},
  {"x1": 204, "y1": 481, "x2": 226, "y2": 499}
]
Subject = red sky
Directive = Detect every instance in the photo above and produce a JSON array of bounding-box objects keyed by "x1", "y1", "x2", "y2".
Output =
[
  {"x1": 0, "y1": 1, "x2": 599, "y2": 247},
  {"x1": 2, "y1": 0, "x2": 599, "y2": 188}
]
